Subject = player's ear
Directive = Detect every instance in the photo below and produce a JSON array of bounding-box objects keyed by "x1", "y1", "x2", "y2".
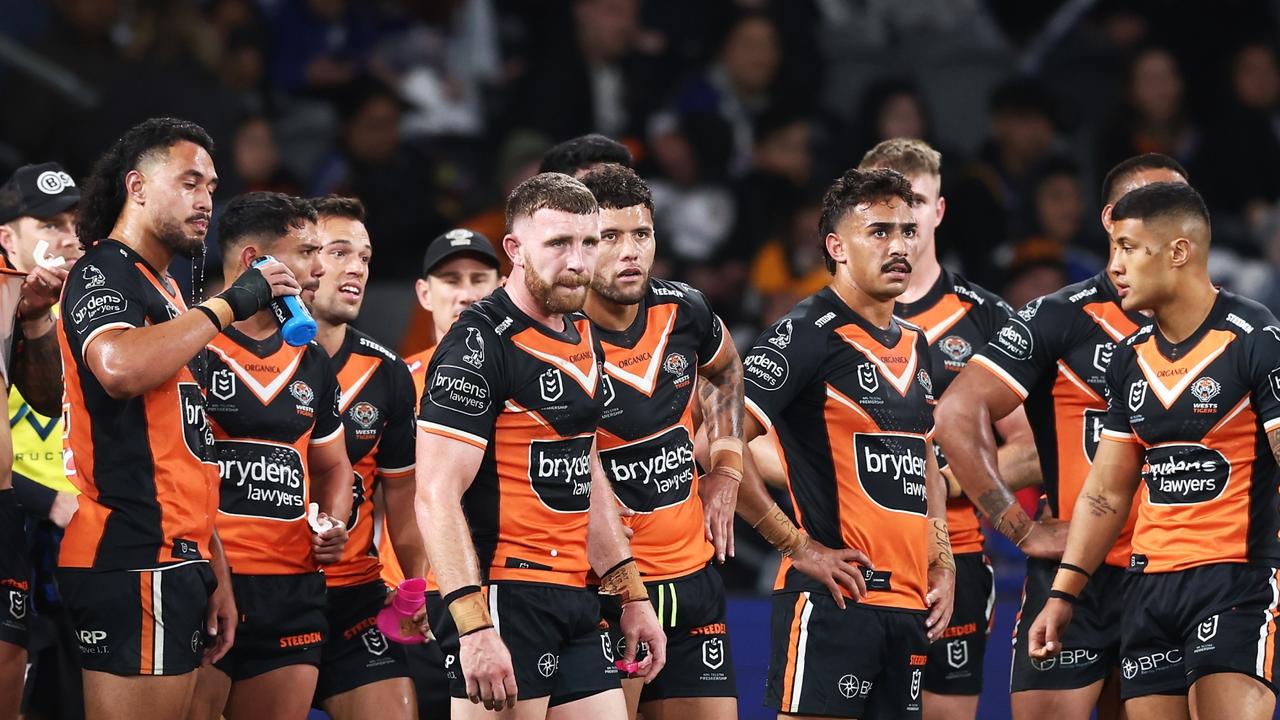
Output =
[
  {"x1": 503, "y1": 234, "x2": 522, "y2": 266},
  {"x1": 239, "y1": 244, "x2": 261, "y2": 270},
  {"x1": 0, "y1": 223, "x2": 15, "y2": 258},
  {"x1": 415, "y1": 278, "x2": 432, "y2": 311},
  {"x1": 1101, "y1": 204, "x2": 1115, "y2": 234},
  {"x1": 1169, "y1": 236, "x2": 1191, "y2": 267},
  {"x1": 935, "y1": 194, "x2": 946, "y2": 226},
  {"x1": 124, "y1": 169, "x2": 146, "y2": 205},
  {"x1": 824, "y1": 232, "x2": 847, "y2": 266}
]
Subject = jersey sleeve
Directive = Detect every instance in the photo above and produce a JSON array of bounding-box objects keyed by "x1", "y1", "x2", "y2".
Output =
[
  {"x1": 61, "y1": 251, "x2": 150, "y2": 354},
  {"x1": 916, "y1": 330, "x2": 937, "y2": 439},
  {"x1": 1101, "y1": 341, "x2": 1139, "y2": 443},
  {"x1": 1248, "y1": 323, "x2": 1280, "y2": 435},
  {"x1": 970, "y1": 294, "x2": 1070, "y2": 400},
  {"x1": 416, "y1": 320, "x2": 505, "y2": 450},
  {"x1": 974, "y1": 288, "x2": 1015, "y2": 345},
  {"x1": 376, "y1": 358, "x2": 417, "y2": 478},
  {"x1": 683, "y1": 284, "x2": 732, "y2": 368},
  {"x1": 310, "y1": 348, "x2": 344, "y2": 446},
  {"x1": 742, "y1": 316, "x2": 823, "y2": 431}
]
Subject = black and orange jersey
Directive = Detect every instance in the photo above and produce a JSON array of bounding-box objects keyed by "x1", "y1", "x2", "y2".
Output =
[
  {"x1": 204, "y1": 328, "x2": 344, "y2": 575},
  {"x1": 1101, "y1": 292, "x2": 1280, "y2": 573},
  {"x1": 379, "y1": 343, "x2": 436, "y2": 589},
  {"x1": 896, "y1": 269, "x2": 1012, "y2": 555},
  {"x1": 594, "y1": 279, "x2": 733, "y2": 580},
  {"x1": 58, "y1": 239, "x2": 220, "y2": 571},
  {"x1": 418, "y1": 287, "x2": 604, "y2": 588},
  {"x1": 969, "y1": 273, "x2": 1145, "y2": 568},
  {"x1": 326, "y1": 327, "x2": 416, "y2": 588},
  {"x1": 743, "y1": 287, "x2": 937, "y2": 612}
]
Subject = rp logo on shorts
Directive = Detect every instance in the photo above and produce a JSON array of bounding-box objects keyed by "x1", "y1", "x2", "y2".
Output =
[
  {"x1": 701, "y1": 637, "x2": 725, "y2": 670},
  {"x1": 1197, "y1": 615, "x2": 1219, "y2": 642},
  {"x1": 362, "y1": 628, "x2": 389, "y2": 656},
  {"x1": 8, "y1": 591, "x2": 25, "y2": 620},
  {"x1": 946, "y1": 639, "x2": 968, "y2": 669}
]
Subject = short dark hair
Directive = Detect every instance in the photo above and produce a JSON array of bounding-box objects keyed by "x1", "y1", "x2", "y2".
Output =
[
  {"x1": 819, "y1": 168, "x2": 916, "y2": 273},
  {"x1": 76, "y1": 117, "x2": 215, "y2": 246},
  {"x1": 1110, "y1": 181, "x2": 1209, "y2": 229},
  {"x1": 310, "y1": 195, "x2": 366, "y2": 222},
  {"x1": 578, "y1": 163, "x2": 653, "y2": 213},
  {"x1": 539, "y1": 134, "x2": 632, "y2": 175},
  {"x1": 218, "y1": 192, "x2": 318, "y2": 249},
  {"x1": 1099, "y1": 153, "x2": 1189, "y2": 207},
  {"x1": 505, "y1": 173, "x2": 598, "y2": 233}
]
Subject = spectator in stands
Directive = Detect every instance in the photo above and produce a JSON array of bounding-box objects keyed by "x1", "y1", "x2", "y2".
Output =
[
  {"x1": 748, "y1": 198, "x2": 827, "y2": 327},
  {"x1": 266, "y1": 0, "x2": 383, "y2": 98},
  {"x1": 1002, "y1": 258, "x2": 1068, "y2": 310},
  {"x1": 671, "y1": 11, "x2": 782, "y2": 174},
  {"x1": 846, "y1": 77, "x2": 936, "y2": 169},
  {"x1": 226, "y1": 116, "x2": 302, "y2": 198},
  {"x1": 727, "y1": 109, "x2": 813, "y2": 268},
  {"x1": 1095, "y1": 46, "x2": 1200, "y2": 180},
  {"x1": 1011, "y1": 158, "x2": 1102, "y2": 283}
]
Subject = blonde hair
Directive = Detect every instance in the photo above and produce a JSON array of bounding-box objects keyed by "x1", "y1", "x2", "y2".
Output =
[{"x1": 858, "y1": 138, "x2": 942, "y2": 179}]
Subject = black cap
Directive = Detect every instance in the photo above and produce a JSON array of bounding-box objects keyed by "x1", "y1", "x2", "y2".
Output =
[
  {"x1": 422, "y1": 228, "x2": 500, "y2": 277},
  {"x1": 0, "y1": 162, "x2": 81, "y2": 224}
]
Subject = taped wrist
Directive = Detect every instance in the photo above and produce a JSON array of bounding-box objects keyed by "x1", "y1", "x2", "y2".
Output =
[
  {"x1": 709, "y1": 437, "x2": 744, "y2": 478},
  {"x1": 929, "y1": 518, "x2": 955, "y2": 572},
  {"x1": 753, "y1": 503, "x2": 807, "y2": 557},
  {"x1": 599, "y1": 558, "x2": 647, "y2": 604},
  {"x1": 1050, "y1": 566, "x2": 1090, "y2": 598},
  {"x1": 445, "y1": 586, "x2": 493, "y2": 637},
  {"x1": 217, "y1": 267, "x2": 272, "y2": 321},
  {"x1": 193, "y1": 304, "x2": 222, "y2": 332}
]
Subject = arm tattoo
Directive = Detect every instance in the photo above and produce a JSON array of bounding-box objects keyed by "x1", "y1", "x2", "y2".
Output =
[
  {"x1": 975, "y1": 487, "x2": 1016, "y2": 523},
  {"x1": 698, "y1": 358, "x2": 744, "y2": 445},
  {"x1": 1269, "y1": 429, "x2": 1280, "y2": 466},
  {"x1": 11, "y1": 331, "x2": 63, "y2": 416},
  {"x1": 1084, "y1": 492, "x2": 1118, "y2": 517}
]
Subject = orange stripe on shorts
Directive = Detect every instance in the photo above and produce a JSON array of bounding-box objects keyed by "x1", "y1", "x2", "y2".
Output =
[
  {"x1": 139, "y1": 572, "x2": 154, "y2": 675},
  {"x1": 781, "y1": 593, "x2": 808, "y2": 709}
]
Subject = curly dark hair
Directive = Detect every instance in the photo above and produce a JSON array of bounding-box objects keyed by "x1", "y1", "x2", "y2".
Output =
[
  {"x1": 309, "y1": 194, "x2": 367, "y2": 222},
  {"x1": 818, "y1": 168, "x2": 916, "y2": 273},
  {"x1": 578, "y1": 163, "x2": 653, "y2": 213},
  {"x1": 75, "y1": 117, "x2": 215, "y2": 247},
  {"x1": 217, "y1": 192, "x2": 318, "y2": 250}
]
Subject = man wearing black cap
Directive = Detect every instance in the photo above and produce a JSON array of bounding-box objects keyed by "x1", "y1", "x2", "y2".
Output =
[
  {"x1": 404, "y1": 228, "x2": 503, "y2": 401},
  {"x1": 0, "y1": 161, "x2": 82, "y2": 720}
]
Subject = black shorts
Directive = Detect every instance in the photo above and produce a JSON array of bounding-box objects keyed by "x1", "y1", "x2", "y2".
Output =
[
  {"x1": 434, "y1": 583, "x2": 619, "y2": 704},
  {"x1": 924, "y1": 552, "x2": 993, "y2": 695},
  {"x1": 600, "y1": 565, "x2": 736, "y2": 702},
  {"x1": 1010, "y1": 557, "x2": 1125, "y2": 692},
  {"x1": 57, "y1": 562, "x2": 216, "y2": 676},
  {"x1": 766, "y1": 591, "x2": 928, "y2": 719},
  {"x1": 315, "y1": 580, "x2": 410, "y2": 701},
  {"x1": 405, "y1": 638, "x2": 451, "y2": 719},
  {"x1": 214, "y1": 572, "x2": 327, "y2": 681},
  {"x1": 0, "y1": 489, "x2": 30, "y2": 647},
  {"x1": 1120, "y1": 563, "x2": 1280, "y2": 699}
]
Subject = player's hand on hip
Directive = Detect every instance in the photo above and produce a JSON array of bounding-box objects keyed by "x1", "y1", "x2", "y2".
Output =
[
  {"x1": 925, "y1": 565, "x2": 956, "y2": 642},
  {"x1": 1028, "y1": 598, "x2": 1074, "y2": 660},
  {"x1": 459, "y1": 627, "x2": 518, "y2": 710},
  {"x1": 699, "y1": 466, "x2": 739, "y2": 563},
  {"x1": 790, "y1": 536, "x2": 872, "y2": 609},
  {"x1": 1020, "y1": 518, "x2": 1070, "y2": 560},
  {"x1": 203, "y1": 578, "x2": 238, "y2": 665},
  {"x1": 310, "y1": 515, "x2": 348, "y2": 564},
  {"x1": 620, "y1": 599, "x2": 667, "y2": 683}
]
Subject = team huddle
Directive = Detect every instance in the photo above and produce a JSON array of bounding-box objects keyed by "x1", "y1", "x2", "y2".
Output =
[{"x1": 0, "y1": 114, "x2": 1277, "y2": 720}]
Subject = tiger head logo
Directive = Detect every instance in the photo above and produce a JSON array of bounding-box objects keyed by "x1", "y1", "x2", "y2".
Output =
[
  {"x1": 1190, "y1": 376, "x2": 1221, "y2": 404},
  {"x1": 350, "y1": 401, "x2": 379, "y2": 429}
]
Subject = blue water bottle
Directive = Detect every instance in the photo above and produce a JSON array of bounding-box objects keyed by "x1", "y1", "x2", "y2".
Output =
[{"x1": 252, "y1": 255, "x2": 317, "y2": 346}]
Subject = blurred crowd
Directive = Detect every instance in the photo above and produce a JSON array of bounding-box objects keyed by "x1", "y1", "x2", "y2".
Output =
[{"x1": 3, "y1": 0, "x2": 1280, "y2": 346}]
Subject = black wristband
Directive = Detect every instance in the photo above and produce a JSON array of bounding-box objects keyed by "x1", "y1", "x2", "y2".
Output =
[
  {"x1": 193, "y1": 304, "x2": 222, "y2": 332},
  {"x1": 1058, "y1": 562, "x2": 1092, "y2": 579},
  {"x1": 217, "y1": 267, "x2": 272, "y2": 321},
  {"x1": 443, "y1": 584, "x2": 483, "y2": 606},
  {"x1": 1048, "y1": 589, "x2": 1078, "y2": 604}
]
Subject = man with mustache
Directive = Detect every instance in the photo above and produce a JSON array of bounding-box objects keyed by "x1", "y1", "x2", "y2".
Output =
[
  {"x1": 57, "y1": 118, "x2": 297, "y2": 720},
  {"x1": 416, "y1": 172, "x2": 667, "y2": 719},
  {"x1": 737, "y1": 168, "x2": 955, "y2": 719},
  {"x1": 578, "y1": 163, "x2": 743, "y2": 720},
  {"x1": 187, "y1": 192, "x2": 352, "y2": 720}
]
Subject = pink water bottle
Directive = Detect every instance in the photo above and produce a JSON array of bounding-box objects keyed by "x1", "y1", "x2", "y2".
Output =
[{"x1": 376, "y1": 577, "x2": 428, "y2": 644}]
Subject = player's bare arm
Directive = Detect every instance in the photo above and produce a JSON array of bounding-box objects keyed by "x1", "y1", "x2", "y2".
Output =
[
  {"x1": 924, "y1": 441, "x2": 956, "y2": 642},
  {"x1": 379, "y1": 472, "x2": 428, "y2": 580},
  {"x1": 736, "y1": 413, "x2": 871, "y2": 608},
  {"x1": 586, "y1": 445, "x2": 668, "y2": 682},
  {"x1": 935, "y1": 366, "x2": 1063, "y2": 558},
  {"x1": 204, "y1": 530, "x2": 237, "y2": 665},
  {"x1": 695, "y1": 340, "x2": 744, "y2": 563},
  {"x1": 11, "y1": 265, "x2": 68, "y2": 415},
  {"x1": 82, "y1": 259, "x2": 299, "y2": 398},
  {"x1": 414, "y1": 429, "x2": 515, "y2": 711},
  {"x1": 1027, "y1": 438, "x2": 1143, "y2": 660},
  {"x1": 307, "y1": 437, "x2": 353, "y2": 564}
]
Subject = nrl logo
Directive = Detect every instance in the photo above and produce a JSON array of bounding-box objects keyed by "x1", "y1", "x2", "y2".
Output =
[{"x1": 1128, "y1": 380, "x2": 1148, "y2": 411}]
